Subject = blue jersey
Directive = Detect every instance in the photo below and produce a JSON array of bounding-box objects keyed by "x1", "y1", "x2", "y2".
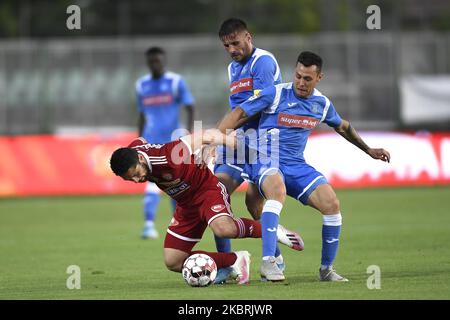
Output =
[
  {"x1": 136, "y1": 71, "x2": 194, "y2": 144},
  {"x1": 240, "y1": 83, "x2": 342, "y2": 165},
  {"x1": 228, "y1": 48, "x2": 282, "y2": 132}
]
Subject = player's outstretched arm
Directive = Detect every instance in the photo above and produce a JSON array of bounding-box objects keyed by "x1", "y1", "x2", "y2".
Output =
[
  {"x1": 334, "y1": 119, "x2": 391, "y2": 163},
  {"x1": 217, "y1": 107, "x2": 249, "y2": 133},
  {"x1": 182, "y1": 129, "x2": 236, "y2": 154},
  {"x1": 202, "y1": 129, "x2": 236, "y2": 149}
]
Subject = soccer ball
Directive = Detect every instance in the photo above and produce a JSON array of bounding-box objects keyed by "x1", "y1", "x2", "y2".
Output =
[{"x1": 182, "y1": 253, "x2": 217, "y2": 287}]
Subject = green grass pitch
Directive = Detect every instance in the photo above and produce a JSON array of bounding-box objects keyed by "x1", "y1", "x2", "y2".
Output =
[{"x1": 1, "y1": 186, "x2": 449, "y2": 299}]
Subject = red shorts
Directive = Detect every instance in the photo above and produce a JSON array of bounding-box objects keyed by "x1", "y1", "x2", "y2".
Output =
[{"x1": 164, "y1": 182, "x2": 234, "y2": 253}]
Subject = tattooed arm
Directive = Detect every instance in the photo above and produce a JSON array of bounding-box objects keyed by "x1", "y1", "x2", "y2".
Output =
[{"x1": 334, "y1": 119, "x2": 391, "y2": 163}]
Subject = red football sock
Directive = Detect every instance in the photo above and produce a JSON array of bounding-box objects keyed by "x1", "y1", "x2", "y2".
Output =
[
  {"x1": 191, "y1": 251, "x2": 237, "y2": 268},
  {"x1": 233, "y1": 218, "x2": 262, "y2": 238}
]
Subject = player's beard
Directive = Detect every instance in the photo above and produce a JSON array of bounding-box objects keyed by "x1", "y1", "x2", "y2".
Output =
[{"x1": 231, "y1": 53, "x2": 243, "y2": 61}]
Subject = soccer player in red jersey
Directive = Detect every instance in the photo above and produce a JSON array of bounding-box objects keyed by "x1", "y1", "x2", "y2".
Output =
[{"x1": 109, "y1": 129, "x2": 303, "y2": 284}]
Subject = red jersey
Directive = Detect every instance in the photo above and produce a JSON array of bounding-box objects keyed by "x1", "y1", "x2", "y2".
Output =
[{"x1": 128, "y1": 137, "x2": 220, "y2": 207}]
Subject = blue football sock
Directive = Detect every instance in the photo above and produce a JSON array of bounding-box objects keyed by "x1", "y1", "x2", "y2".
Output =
[
  {"x1": 321, "y1": 213, "x2": 342, "y2": 268},
  {"x1": 261, "y1": 200, "x2": 283, "y2": 259},
  {"x1": 214, "y1": 235, "x2": 231, "y2": 253},
  {"x1": 143, "y1": 192, "x2": 160, "y2": 222}
]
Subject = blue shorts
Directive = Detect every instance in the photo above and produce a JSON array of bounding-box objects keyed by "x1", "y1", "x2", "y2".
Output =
[
  {"x1": 242, "y1": 162, "x2": 328, "y2": 205},
  {"x1": 241, "y1": 163, "x2": 283, "y2": 199}
]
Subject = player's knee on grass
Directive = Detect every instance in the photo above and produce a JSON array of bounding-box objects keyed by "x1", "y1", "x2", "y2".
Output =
[
  {"x1": 210, "y1": 216, "x2": 238, "y2": 238},
  {"x1": 164, "y1": 252, "x2": 186, "y2": 272},
  {"x1": 164, "y1": 258, "x2": 183, "y2": 272}
]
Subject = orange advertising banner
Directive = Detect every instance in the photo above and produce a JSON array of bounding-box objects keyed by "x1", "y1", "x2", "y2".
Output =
[
  {"x1": 0, "y1": 133, "x2": 144, "y2": 196},
  {"x1": 0, "y1": 132, "x2": 449, "y2": 197}
]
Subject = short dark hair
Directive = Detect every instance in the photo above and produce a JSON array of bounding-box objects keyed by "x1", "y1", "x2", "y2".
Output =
[
  {"x1": 145, "y1": 46, "x2": 165, "y2": 57},
  {"x1": 297, "y1": 51, "x2": 323, "y2": 72},
  {"x1": 110, "y1": 147, "x2": 139, "y2": 176},
  {"x1": 218, "y1": 18, "x2": 248, "y2": 38}
]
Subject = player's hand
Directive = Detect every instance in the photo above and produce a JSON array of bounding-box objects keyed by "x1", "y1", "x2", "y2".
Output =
[
  {"x1": 367, "y1": 148, "x2": 390, "y2": 163},
  {"x1": 195, "y1": 145, "x2": 216, "y2": 169}
]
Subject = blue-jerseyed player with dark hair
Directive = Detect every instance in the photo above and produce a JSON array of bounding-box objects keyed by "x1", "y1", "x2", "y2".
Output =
[
  {"x1": 135, "y1": 47, "x2": 195, "y2": 239},
  {"x1": 217, "y1": 51, "x2": 390, "y2": 281},
  {"x1": 213, "y1": 18, "x2": 293, "y2": 283}
]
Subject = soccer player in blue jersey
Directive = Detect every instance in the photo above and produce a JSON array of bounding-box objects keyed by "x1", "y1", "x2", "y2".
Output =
[
  {"x1": 217, "y1": 51, "x2": 390, "y2": 281},
  {"x1": 213, "y1": 18, "x2": 288, "y2": 283},
  {"x1": 135, "y1": 47, "x2": 195, "y2": 239}
]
